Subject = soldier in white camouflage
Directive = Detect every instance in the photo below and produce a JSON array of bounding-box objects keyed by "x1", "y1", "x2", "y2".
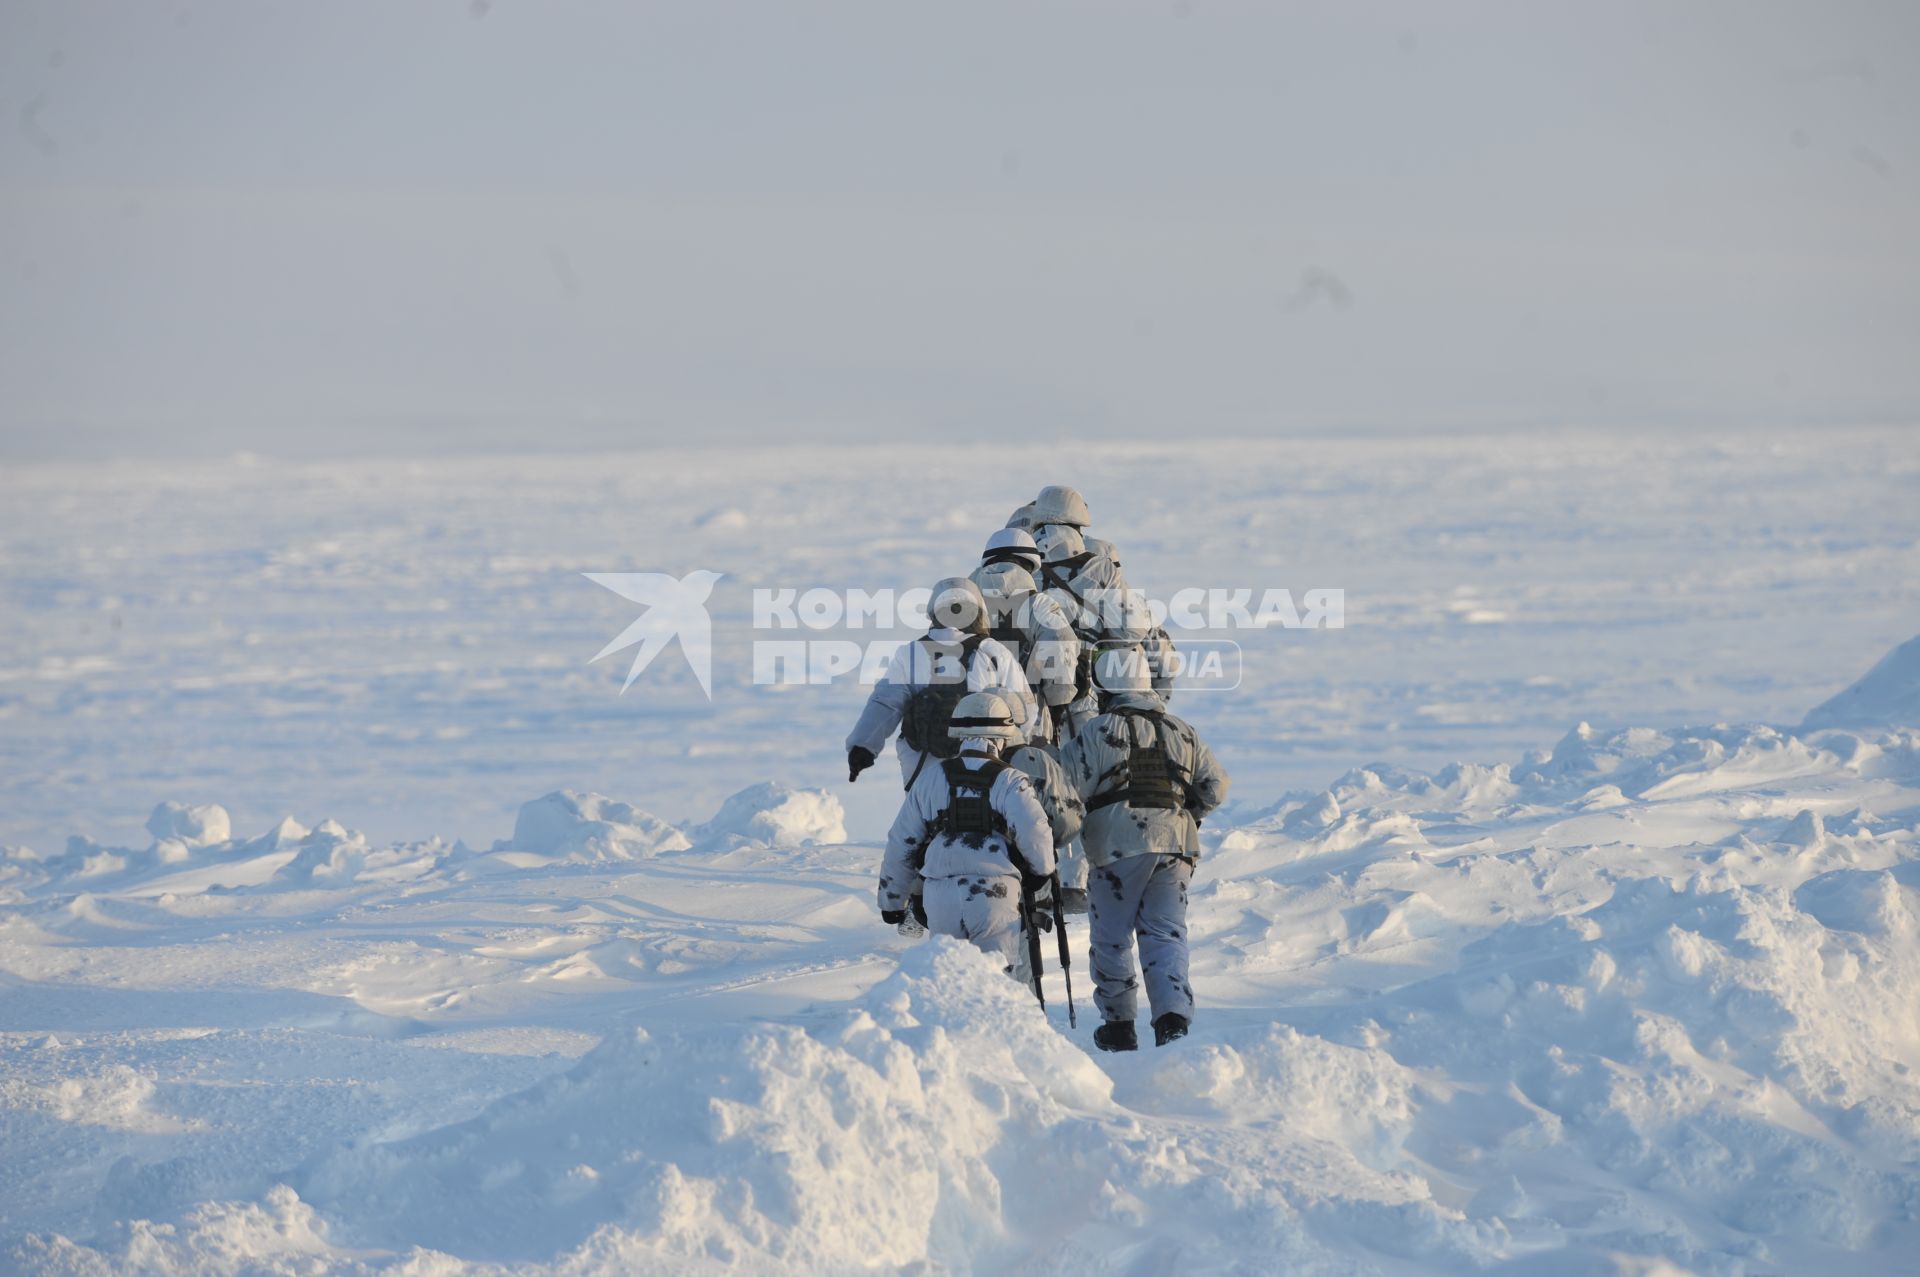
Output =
[
  {"x1": 969, "y1": 528, "x2": 1081, "y2": 745},
  {"x1": 846, "y1": 576, "x2": 1037, "y2": 792},
  {"x1": 1060, "y1": 648, "x2": 1229, "y2": 1051},
  {"x1": 877, "y1": 692, "x2": 1057, "y2": 985}
]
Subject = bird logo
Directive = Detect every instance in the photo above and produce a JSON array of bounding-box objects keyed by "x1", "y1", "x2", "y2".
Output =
[{"x1": 584, "y1": 569, "x2": 724, "y2": 698}]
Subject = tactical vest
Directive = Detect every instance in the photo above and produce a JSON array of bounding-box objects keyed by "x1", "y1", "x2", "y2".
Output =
[
  {"x1": 899, "y1": 633, "x2": 986, "y2": 759},
  {"x1": 989, "y1": 618, "x2": 1033, "y2": 666},
  {"x1": 1041, "y1": 558, "x2": 1129, "y2": 703},
  {"x1": 1086, "y1": 708, "x2": 1193, "y2": 813},
  {"x1": 937, "y1": 757, "x2": 1011, "y2": 841}
]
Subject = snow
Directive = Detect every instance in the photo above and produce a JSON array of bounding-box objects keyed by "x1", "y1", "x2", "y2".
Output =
[
  {"x1": 502, "y1": 790, "x2": 692, "y2": 862},
  {"x1": 4, "y1": 703, "x2": 1918, "y2": 1272},
  {"x1": 4, "y1": 429, "x2": 1915, "y2": 856},
  {"x1": 1804, "y1": 635, "x2": 1920, "y2": 732},
  {"x1": 144, "y1": 803, "x2": 233, "y2": 850},
  {"x1": 687, "y1": 782, "x2": 847, "y2": 851},
  {"x1": 3, "y1": 432, "x2": 1920, "y2": 1272}
]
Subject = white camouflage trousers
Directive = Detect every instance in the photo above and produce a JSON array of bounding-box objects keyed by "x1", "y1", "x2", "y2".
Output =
[
  {"x1": 1087, "y1": 854, "x2": 1194, "y2": 1023},
  {"x1": 1056, "y1": 835, "x2": 1087, "y2": 892},
  {"x1": 923, "y1": 874, "x2": 1032, "y2": 984}
]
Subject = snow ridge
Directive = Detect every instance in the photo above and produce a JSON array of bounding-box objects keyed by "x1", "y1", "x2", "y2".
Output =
[{"x1": 4, "y1": 707, "x2": 1919, "y2": 1273}]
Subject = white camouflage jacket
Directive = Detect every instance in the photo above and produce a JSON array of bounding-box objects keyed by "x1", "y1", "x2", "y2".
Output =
[
  {"x1": 970, "y1": 561, "x2": 1082, "y2": 714},
  {"x1": 845, "y1": 629, "x2": 1039, "y2": 781},
  {"x1": 877, "y1": 746, "x2": 1057, "y2": 911},
  {"x1": 1004, "y1": 742, "x2": 1085, "y2": 849},
  {"x1": 1059, "y1": 691, "x2": 1229, "y2": 864}
]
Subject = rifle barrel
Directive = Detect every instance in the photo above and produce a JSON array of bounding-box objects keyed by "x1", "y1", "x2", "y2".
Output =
[
  {"x1": 1049, "y1": 872, "x2": 1077, "y2": 1028},
  {"x1": 1021, "y1": 878, "x2": 1046, "y2": 1011}
]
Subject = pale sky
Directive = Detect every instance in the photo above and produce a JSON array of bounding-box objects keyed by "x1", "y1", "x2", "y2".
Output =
[{"x1": 2, "y1": 0, "x2": 1916, "y2": 458}]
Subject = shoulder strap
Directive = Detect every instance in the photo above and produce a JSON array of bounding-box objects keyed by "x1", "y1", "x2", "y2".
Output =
[
  {"x1": 1041, "y1": 556, "x2": 1095, "y2": 581},
  {"x1": 919, "y1": 631, "x2": 985, "y2": 681},
  {"x1": 942, "y1": 755, "x2": 1005, "y2": 788},
  {"x1": 1040, "y1": 560, "x2": 1090, "y2": 600}
]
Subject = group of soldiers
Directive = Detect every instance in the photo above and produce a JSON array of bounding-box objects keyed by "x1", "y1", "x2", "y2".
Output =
[{"x1": 846, "y1": 485, "x2": 1230, "y2": 1052}]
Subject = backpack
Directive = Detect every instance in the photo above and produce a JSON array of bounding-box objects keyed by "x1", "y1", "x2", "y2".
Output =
[{"x1": 899, "y1": 633, "x2": 986, "y2": 759}]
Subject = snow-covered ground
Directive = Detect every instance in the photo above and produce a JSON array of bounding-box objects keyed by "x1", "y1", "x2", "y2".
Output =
[
  {"x1": 5, "y1": 428, "x2": 1915, "y2": 855},
  {"x1": 2, "y1": 428, "x2": 1918, "y2": 1273}
]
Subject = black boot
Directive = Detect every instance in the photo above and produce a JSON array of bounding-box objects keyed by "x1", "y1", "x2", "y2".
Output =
[
  {"x1": 1152, "y1": 1013, "x2": 1190, "y2": 1046},
  {"x1": 1093, "y1": 1020, "x2": 1138, "y2": 1053}
]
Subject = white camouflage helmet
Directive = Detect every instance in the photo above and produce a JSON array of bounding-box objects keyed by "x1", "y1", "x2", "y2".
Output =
[
  {"x1": 1032, "y1": 485, "x2": 1092, "y2": 528},
  {"x1": 947, "y1": 690, "x2": 1023, "y2": 743},
  {"x1": 975, "y1": 569, "x2": 1037, "y2": 635},
  {"x1": 928, "y1": 576, "x2": 988, "y2": 634},
  {"x1": 982, "y1": 527, "x2": 1042, "y2": 571},
  {"x1": 1093, "y1": 644, "x2": 1154, "y2": 694},
  {"x1": 982, "y1": 565, "x2": 1037, "y2": 597},
  {"x1": 1005, "y1": 502, "x2": 1040, "y2": 532},
  {"x1": 1035, "y1": 523, "x2": 1085, "y2": 560}
]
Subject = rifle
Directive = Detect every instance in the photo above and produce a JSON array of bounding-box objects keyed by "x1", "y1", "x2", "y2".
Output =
[
  {"x1": 1020, "y1": 874, "x2": 1047, "y2": 1012},
  {"x1": 1049, "y1": 871, "x2": 1077, "y2": 1028}
]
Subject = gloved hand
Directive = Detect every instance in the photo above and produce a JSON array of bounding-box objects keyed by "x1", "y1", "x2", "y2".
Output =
[
  {"x1": 880, "y1": 908, "x2": 907, "y2": 925},
  {"x1": 848, "y1": 746, "x2": 876, "y2": 783}
]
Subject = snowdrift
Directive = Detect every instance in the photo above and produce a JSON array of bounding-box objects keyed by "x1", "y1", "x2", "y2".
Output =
[
  {"x1": 686, "y1": 782, "x2": 847, "y2": 851},
  {"x1": 0, "y1": 783, "x2": 846, "y2": 897},
  {"x1": 4, "y1": 704, "x2": 1919, "y2": 1272},
  {"x1": 1804, "y1": 633, "x2": 1920, "y2": 732},
  {"x1": 501, "y1": 790, "x2": 692, "y2": 862},
  {"x1": 12, "y1": 944, "x2": 1498, "y2": 1275},
  {"x1": 489, "y1": 784, "x2": 846, "y2": 865}
]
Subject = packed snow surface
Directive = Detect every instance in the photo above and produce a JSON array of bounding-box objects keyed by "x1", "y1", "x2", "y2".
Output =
[
  {"x1": 3, "y1": 432, "x2": 1919, "y2": 1272},
  {"x1": 4, "y1": 699, "x2": 1919, "y2": 1272},
  {"x1": 4, "y1": 430, "x2": 1915, "y2": 854}
]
